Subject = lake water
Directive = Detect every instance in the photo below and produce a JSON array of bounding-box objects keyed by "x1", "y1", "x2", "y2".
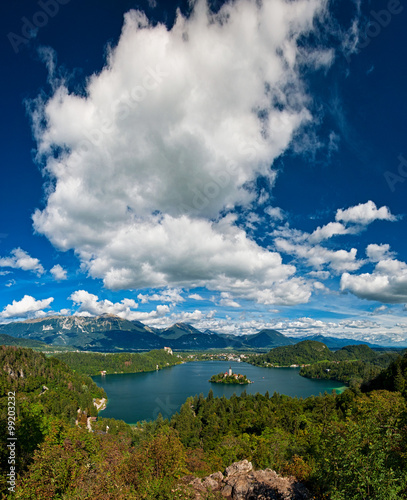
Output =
[{"x1": 92, "y1": 360, "x2": 346, "y2": 424}]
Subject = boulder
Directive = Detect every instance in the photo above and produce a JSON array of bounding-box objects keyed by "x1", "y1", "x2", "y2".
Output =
[
  {"x1": 225, "y1": 459, "x2": 253, "y2": 477},
  {"x1": 210, "y1": 471, "x2": 224, "y2": 482},
  {"x1": 185, "y1": 460, "x2": 310, "y2": 499},
  {"x1": 231, "y1": 476, "x2": 253, "y2": 499},
  {"x1": 202, "y1": 476, "x2": 220, "y2": 490},
  {"x1": 221, "y1": 484, "x2": 233, "y2": 497}
]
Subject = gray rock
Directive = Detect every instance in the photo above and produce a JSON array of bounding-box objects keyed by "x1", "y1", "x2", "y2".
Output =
[
  {"x1": 202, "y1": 476, "x2": 220, "y2": 490},
  {"x1": 221, "y1": 484, "x2": 233, "y2": 497},
  {"x1": 231, "y1": 476, "x2": 253, "y2": 499},
  {"x1": 225, "y1": 459, "x2": 253, "y2": 477},
  {"x1": 210, "y1": 471, "x2": 224, "y2": 482},
  {"x1": 185, "y1": 460, "x2": 310, "y2": 499}
]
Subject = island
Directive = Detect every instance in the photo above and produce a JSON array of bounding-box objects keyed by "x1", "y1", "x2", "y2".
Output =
[{"x1": 209, "y1": 367, "x2": 252, "y2": 384}]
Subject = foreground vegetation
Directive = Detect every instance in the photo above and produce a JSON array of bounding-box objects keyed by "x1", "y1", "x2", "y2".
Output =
[{"x1": 1, "y1": 345, "x2": 407, "y2": 499}]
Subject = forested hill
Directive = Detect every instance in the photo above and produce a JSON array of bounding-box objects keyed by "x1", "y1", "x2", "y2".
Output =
[
  {"x1": 249, "y1": 340, "x2": 399, "y2": 367},
  {"x1": 0, "y1": 333, "x2": 49, "y2": 349},
  {"x1": 362, "y1": 351, "x2": 407, "y2": 393},
  {"x1": 249, "y1": 340, "x2": 332, "y2": 366},
  {"x1": 0, "y1": 346, "x2": 105, "y2": 419},
  {"x1": 52, "y1": 349, "x2": 181, "y2": 376},
  {"x1": 0, "y1": 346, "x2": 106, "y2": 494}
]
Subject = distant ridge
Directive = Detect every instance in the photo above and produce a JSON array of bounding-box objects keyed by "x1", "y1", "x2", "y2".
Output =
[
  {"x1": 159, "y1": 322, "x2": 203, "y2": 339},
  {"x1": 0, "y1": 333, "x2": 49, "y2": 349},
  {"x1": 0, "y1": 315, "x2": 383, "y2": 352},
  {"x1": 242, "y1": 329, "x2": 296, "y2": 348},
  {"x1": 296, "y1": 334, "x2": 379, "y2": 349}
]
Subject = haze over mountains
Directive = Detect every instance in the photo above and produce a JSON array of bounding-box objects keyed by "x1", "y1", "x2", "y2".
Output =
[{"x1": 0, "y1": 314, "x2": 383, "y2": 352}]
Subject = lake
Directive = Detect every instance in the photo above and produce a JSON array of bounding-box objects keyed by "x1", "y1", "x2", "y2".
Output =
[{"x1": 92, "y1": 360, "x2": 346, "y2": 424}]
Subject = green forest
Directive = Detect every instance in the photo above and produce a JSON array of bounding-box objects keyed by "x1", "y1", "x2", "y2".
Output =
[
  {"x1": 1, "y1": 345, "x2": 407, "y2": 499},
  {"x1": 300, "y1": 360, "x2": 384, "y2": 387},
  {"x1": 249, "y1": 340, "x2": 400, "y2": 368},
  {"x1": 51, "y1": 349, "x2": 182, "y2": 376}
]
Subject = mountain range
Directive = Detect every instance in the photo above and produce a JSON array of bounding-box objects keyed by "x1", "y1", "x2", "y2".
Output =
[{"x1": 0, "y1": 314, "x2": 384, "y2": 352}]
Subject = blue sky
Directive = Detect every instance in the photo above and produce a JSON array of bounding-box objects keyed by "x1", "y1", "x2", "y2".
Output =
[{"x1": 0, "y1": 0, "x2": 406, "y2": 345}]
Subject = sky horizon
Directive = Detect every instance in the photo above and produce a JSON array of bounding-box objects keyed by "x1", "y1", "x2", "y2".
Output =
[{"x1": 1, "y1": 0, "x2": 406, "y2": 346}]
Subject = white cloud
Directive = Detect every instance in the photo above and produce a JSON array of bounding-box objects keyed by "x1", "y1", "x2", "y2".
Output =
[
  {"x1": 308, "y1": 221, "x2": 355, "y2": 243},
  {"x1": 327, "y1": 130, "x2": 339, "y2": 156},
  {"x1": 50, "y1": 264, "x2": 67, "y2": 281},
  {"x1": 366, "y1": 243, "x2": 395, "y2": 262},
  {"x1": 265, "y1": 207, "x2": 285, "y2": 221},
  {"x1": 275, "y1": 237, "x2": 363, "y2": 273},
  {"x1": 125, "y1": 304, "x2": 171, "y2": 323},
  {"x1": 253, "y1": 277, "x2": 313, "y2": 305},
  {"x1": 69, "y1": 289, "x2": 174, "y2": 322},
  {"x1": 69, "y1": 290, "x2": 139, "y2": 317},
  {"x1": 335, "y1": 200, "x2": 397, "y2": 225},
  {"x1": 188, "y1": 293, "x2": 204, "y2": 301},
  {"x1": 173, "y1": 309, "x2": 204, "y2": 322},
  {"x1": 0, "y1": 295, "x2": 54, "y2": 319},
  {"x1": 307, "y1": 270, "x2": 330, "y2": 280},
  {"x1": 137, "y1": 288, "x2": 184, "y2": 305},
  {"x1": 219, "y1": 292, "x2": 241, "y2": 308},
  {"x1": 29, "y1": 0, "x2": 333, "y2": 306},
  {"x1": 308, "y1": 201, "x2": 398, "y2": 243},
  {"x1": 271, "y1": 201, "x2": 399, "y2": 276},
  {"x1": 340, "y1": 258, "x2": 407, "y2": 304},
  {"x1": 373, "y1": 305, "x2": 387, "y2": 314},
  {"x1": 313, "y1": 281, "x2": 328, "y2": 292},
  {"x1": 0, "y1": 248, "x2": 44, "y2": 276}
]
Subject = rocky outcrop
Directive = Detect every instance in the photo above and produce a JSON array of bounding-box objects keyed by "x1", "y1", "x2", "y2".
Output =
[{"x1": 184, "y1": 460, "x2": 310, "y2": 500}]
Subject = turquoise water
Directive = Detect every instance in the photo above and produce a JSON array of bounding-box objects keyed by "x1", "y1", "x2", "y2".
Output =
[{"x1": 92, "y1": 360, "x2": 345, "y2": 424}]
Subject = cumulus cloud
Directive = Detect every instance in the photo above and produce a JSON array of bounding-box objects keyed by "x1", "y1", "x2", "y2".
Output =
[
  {"x1": 122, "y1": 305, "x2": 171, "y2": 323},
  {"x1": 173, "y1": 309, "x2": 205, "y2": 322},
  {"x1": 271, "y1": 200, "x2": 401, "y2": 277},
  {"x1": 335, "y1": 200, "x2": 397, "y2": 225},
  {"x1": 0, "y1": 248, "x2": 44, "y2": 276},
  {"x1": 219, "y1": 292, "x2": 241, "y2": 308},
  {"x1": 341, "y1": 258, "x2": 407, "y2": 304},
  {"x1": 275, "y1": 237, "x2": 363, "y2": 273},
  {"x1": 308, "y1": 221, "x2": 355, "y2": 243},
  {"x1": 69, "y1": 290, "x2": 138, "y2": 317},
  {"x1": 188, "y1": 293, "x2": 204, "y2": 301},
  {"x1": 308, "y1": 201, "x2": 399, "y2": 244},
  {"x1": 307, "y1": 270, "x2": 330, "y2": 280},
  {"x1": 29, "y1": 0, "x2": 334, "y2": 306},
  {"x1": 137, "y1": 288, "x2": 185, "y2": 305},
  {"x1": 50, "y1": 264, "x2": 67, "y2": 281},
  {"x1": 0, "y1": 295, "x2": 54, "y2": 319},
  {"x1": 366, "y1": 243, "x2": 395, "y2": 262},
  {"x1": 69, "y1": 289, "x2": 173, "y2": 322},
  {"x1": 265, "y1": 207, "x2": 286, "y2": 221}
]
